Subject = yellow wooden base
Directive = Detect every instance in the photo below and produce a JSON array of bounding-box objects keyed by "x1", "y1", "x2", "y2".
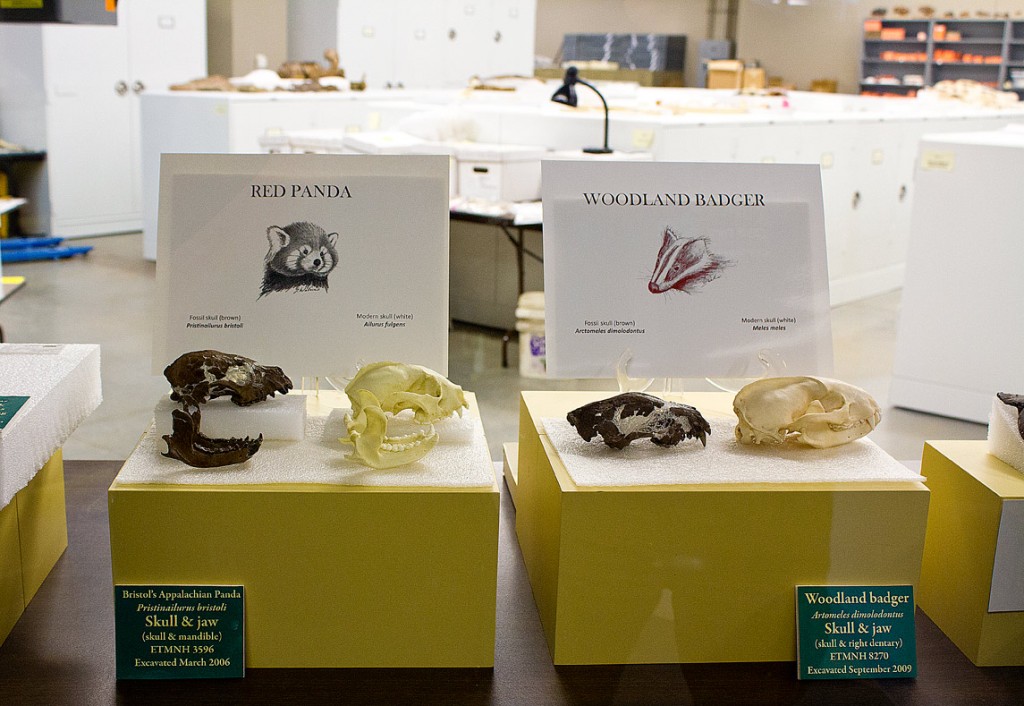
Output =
[
  {"x1": 0, "y1": 450, "x2": 68, "y2": 646},
  {"x1": 918, "y1": 440, "x2": 1024, "y2": 666},
  {"x1": 516, "y1": 391, "x2": 930, "y2": 665},
  {"x1": 502, "y1": 441, "x2": 519, "y2": 507},
  {"x1": 108, "y1": 396, "x2": 500, "y2": 668}
]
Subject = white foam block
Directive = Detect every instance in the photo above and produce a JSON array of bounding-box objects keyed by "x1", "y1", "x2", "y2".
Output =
[
  {"x1": 542, "y1": 415, "x2": 925, "y2": 486},
  {"x1": 154, "y1": 393, "x2": 306, "y2": 441},
  {"x1": 987, "y1": 396, "x2": 1024, "y2": 474},
  {"x1": 118, "y1": 399, "x2": 493, "y2": 488},
  {"x1": 0, "y1": 343, "x2": 102, "y2": 508}
]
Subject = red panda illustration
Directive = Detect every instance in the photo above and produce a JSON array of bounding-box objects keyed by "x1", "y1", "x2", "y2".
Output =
[{"x1": 259, "y1": 222, "x2": 339, "y2": 297}]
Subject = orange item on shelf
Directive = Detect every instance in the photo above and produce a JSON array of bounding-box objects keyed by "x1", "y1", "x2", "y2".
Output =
[
  {"x1": 933, "y1": 24, "x2": 947, "y2": 40},
  {"x1": 864, "y1": 19, "x2": 883, "y2": 32},
  {"x1": 880, "y1": 27, "x2": 907, "y2": 41}
]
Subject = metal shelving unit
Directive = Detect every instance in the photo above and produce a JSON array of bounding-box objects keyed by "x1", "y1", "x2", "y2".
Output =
[{"x1": 861, "y1": 17, "x2": 1024, "y2": 97}]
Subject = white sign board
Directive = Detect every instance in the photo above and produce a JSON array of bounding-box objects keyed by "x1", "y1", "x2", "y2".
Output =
[
  {"x1": 542, "y1": 161, "x2": 833, "y2": 378},
  {"x1": 154, "y1": 154, "x2": 450, "y2": 377}
]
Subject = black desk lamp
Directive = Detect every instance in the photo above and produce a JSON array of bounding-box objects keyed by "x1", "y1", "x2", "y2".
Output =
[{"x1": 551, "y1": 66, "x2": 612, "y2": 154}]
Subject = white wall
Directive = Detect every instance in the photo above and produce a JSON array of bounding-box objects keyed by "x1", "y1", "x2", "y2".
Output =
[
  {"x1": 538, "y1": 0, "x2": 1022, "y2": 92},
  {"x1": 245, "y1": 1, "x2": 1024, "y2": 92}
]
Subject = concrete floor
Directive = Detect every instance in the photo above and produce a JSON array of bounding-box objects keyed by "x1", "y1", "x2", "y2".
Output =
[{"x1": 2, "y1": 232, "x2": 987, "y2": 462}]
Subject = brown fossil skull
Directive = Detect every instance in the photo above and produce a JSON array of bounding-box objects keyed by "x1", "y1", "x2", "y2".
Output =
[
  {"x1": 162, "y1": 350, "x2": 293, "y2": 467},
  {"x1": 567, "y1": 392, "x2": 711, "y2": 450}
]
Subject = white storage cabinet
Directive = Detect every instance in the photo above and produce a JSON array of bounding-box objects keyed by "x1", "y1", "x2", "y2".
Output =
[{"x1": 0, "y1": 1, "x2": 206, "y2": 237}]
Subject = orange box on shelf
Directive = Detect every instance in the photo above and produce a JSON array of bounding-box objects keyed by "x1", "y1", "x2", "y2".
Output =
[
  {"x1": 880, "y1": 27, "x2": 907, "y2": 41},
  {"x1": 864, "y1": 19, "x2": 882, "y2": 33},
  {"x1": 946, "y1": 31, "x2": 962, "y2": 41},
  {"x1": 933, "y1": 24, "x2": 947, "y2": 41}
]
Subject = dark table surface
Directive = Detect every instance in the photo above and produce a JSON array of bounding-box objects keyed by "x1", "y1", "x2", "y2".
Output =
[{"x1": 1, "y1": 460, "x2": 1022, "y2": 705}]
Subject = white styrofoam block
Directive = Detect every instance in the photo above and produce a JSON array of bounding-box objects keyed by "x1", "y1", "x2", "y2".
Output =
[
  {"x1": 542, "y1": 415, "x2": 925, "y2": 486},
  {"x1": 0, "y1": 344, "x2": 102, "y2": 509},
  {"x1": 987, "y1": 396, "x2": 1024, "y2": 475},
  {"x1": 117, "y1": 406, "x2": 493, "y2": 488},
  {"x1": 154, "y1": 393, "x2": 306, "y2": 441}
]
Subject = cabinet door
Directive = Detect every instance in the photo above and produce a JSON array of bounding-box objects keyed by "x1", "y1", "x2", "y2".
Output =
[
  {"x1": 123, "y1": 0, "x2": 207, "y2": 217},
  {"x1": 42, "y1": 23, "x2": 137, "y2": 235},
  {"x1": 490, "y1": 0, "x2": 535, "y2": 77},
  {"x1": 338, "y1": 0, "x2": 396, "y2": 87},
  {"x1": 392, "y1": 0, "x2": 447, "y2": 88},
  {"x1": 443, "y1": 0, "x2": 492, "y2": 87},
  {"x1": 125, "y1": 0, "x2": 207, "y2": 92}
]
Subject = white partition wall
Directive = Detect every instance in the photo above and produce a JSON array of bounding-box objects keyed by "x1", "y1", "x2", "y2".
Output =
[{"x1": 890, "y1": 129, "x2": 1024, "y2": 422}]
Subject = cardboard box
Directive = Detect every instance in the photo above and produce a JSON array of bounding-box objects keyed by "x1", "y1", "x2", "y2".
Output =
[
  {"x1": 743, "y1": 67, "x2": 766, "y2": 90},
  {"x1": 109, "y1": 395, "x2": 500, "y2": 668},
  {"x1": 707, "y1": 60, "x2": 743, "y2": 90},
  {"x1": 918, "y1": 441, "x2": 1024, "y2": 666},
  {"x1": 0, "y1": 450, "x2": 67, "y2": 646},
  {"x1": 516, "y1": 391, "x2": 930, "y2": 664}
]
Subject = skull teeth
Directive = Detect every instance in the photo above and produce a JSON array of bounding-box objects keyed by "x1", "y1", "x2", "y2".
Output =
[{"x1": 380, "y1": 430, "x2": 435, "y2": 453}]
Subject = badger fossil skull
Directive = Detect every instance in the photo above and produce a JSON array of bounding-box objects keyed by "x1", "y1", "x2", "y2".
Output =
[
  {"x1": 567, "y1": 392, "x2": 711, "y2": 450},
  {"x1": 162, "y1": 350, "x2": 293, "y2": 467},
  {"x1": 341, "y1": 362, "x2": 468, "y2": 469},
  {"x1": 733, "y1": 376, "x2": 880, "y2": 449}
]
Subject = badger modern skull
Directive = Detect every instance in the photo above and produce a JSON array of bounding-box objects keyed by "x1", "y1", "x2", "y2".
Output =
[
  {"x1": 341, "y1": 362, "x2": 468, "y2": 469},
  {"x1": 733, "y1": 376, "x2": 881, "y2": 449},
  {"x1": 161, "y1": 349, "x2": 293, "y2": 467}
]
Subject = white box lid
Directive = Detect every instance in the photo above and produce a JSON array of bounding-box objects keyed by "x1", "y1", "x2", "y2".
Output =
[
  {"x1": 454, "y1": 142, "x2": 547, "y2": 163},
  {"x1": 342, "y1": 131, "x2": 428, "y2": 154}
]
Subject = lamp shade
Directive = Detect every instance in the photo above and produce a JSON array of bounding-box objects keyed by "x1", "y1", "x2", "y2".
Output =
[
  {"x1": 551, "y1": 66, "x2": 580, "y2": 106},
  {"x1": 551, "y1": 82, "x2": 577, "y2": 106}
]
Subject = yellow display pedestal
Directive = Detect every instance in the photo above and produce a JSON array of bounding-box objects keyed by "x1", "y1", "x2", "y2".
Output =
[
  {"x1": 918, "y1": 440, "x2": 1024, "y2": 666},
  {"x1": 0, "y1": 450, "x2": 68, "y2": 646},
  {"x1": 108, "y1": 395, "x2": 499, "y2": 668},
  {"x1": 516, "y1": 391, "x2": 930, "y2": 665}
]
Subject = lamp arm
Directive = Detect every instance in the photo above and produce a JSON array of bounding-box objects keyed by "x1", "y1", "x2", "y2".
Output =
[{"x1": 577, "y1": 78, "x2": 610, "y2": 152}]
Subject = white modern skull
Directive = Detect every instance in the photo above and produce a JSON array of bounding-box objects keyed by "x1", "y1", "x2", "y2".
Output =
[
  {"x1": 733, "y1": 376, "x2": 881, "y2": 449},
  {"x1": 340, "y1": 362, "x2": 468, "y2": 469},
  {"x1": 342, "y1": 389, "x2": 439, "y2": 469},
  {"x1": 345, "y1": 361, "x2": 467, "y2": 424}
]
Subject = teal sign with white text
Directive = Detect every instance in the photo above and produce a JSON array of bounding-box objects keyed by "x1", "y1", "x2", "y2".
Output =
[
  {"x1": 115, "y1": 585, "x2": 244, "y2": 680},
  {"x1": 796, "y1": 585, "x2": 917, "y2": 680},
  {"x1": 0, "y1": 396, "x2": 29, "y2": 429}
]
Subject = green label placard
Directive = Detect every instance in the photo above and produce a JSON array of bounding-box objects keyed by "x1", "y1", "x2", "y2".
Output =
[
  {"x1": 0, "y1": 396, "x2": 29, "y2": 429},
  {"x1": 796, "y1": 585, "x2": 916, "y2": 680},
  {"x1": 0, "y1": 1, "x2": 45, "y2": 8},
  {"x1": 115, "y1": 585, "x2": 244, "y2": 680}
]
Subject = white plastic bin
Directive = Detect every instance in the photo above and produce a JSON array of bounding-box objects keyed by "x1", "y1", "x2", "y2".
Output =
[{"x1": 515, "y1": 291, "x2": 546, "y2": 378}]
